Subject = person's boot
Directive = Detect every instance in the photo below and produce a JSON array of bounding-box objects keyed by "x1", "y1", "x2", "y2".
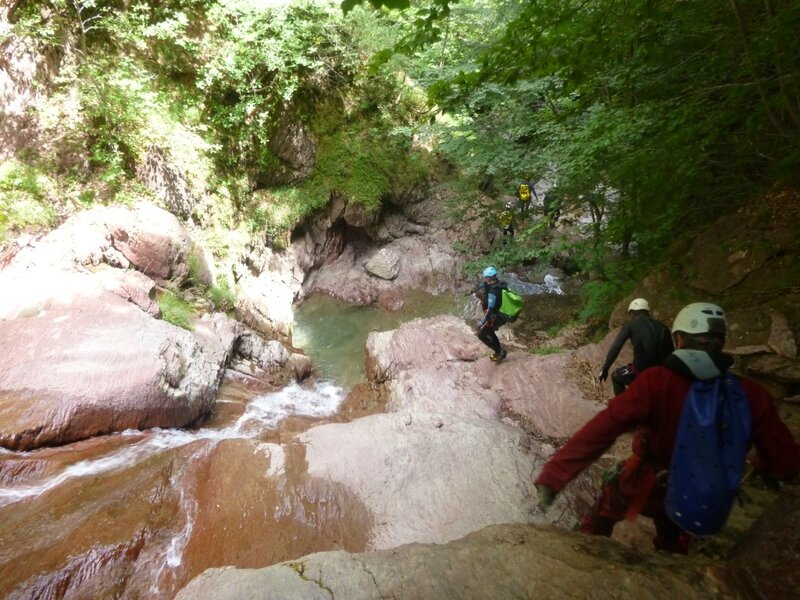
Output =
[{"x1": 491, "y1": 349, "x2": 507, "y2": 362}]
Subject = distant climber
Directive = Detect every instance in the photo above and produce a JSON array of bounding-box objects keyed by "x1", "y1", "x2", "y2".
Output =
[
  {"x1": 499, "y1": 202, "x2": 515, "y2": 239},
  {"x1": 599, "y1": 298, "x2": 673, "y2": 395},
  {"x1": 476, "y1": 266, "x2": 509, "y2": 362},
  {"x1": 534, "y1": 302, "x2": 800, "y2": 554},
  {"x1": 516, "y1": 179, "x2": 537, "y2": 217}
]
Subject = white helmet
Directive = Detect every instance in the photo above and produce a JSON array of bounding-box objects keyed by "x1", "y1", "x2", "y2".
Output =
[
  {"x1": 628, "y1": 298, "x2": 650, "y2": 312},
  {"x1": 671, "y1": 302, "x2": 727, "y2": 335}
]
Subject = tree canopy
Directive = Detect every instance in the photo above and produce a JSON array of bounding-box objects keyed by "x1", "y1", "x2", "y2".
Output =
[
  {"x1": 375, "y1": 0, "x2": 800, "y2": 314},
  {"x1": 4, "y1": 0, "x2": 799, "y2": 317}
]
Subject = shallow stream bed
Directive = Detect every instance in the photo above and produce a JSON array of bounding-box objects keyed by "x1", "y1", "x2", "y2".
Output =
[{"x1": 293, "y1": 290, "x2": 470, "y2": 390}]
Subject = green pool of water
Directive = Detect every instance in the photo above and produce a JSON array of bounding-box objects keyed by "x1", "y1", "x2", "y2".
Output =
[{"x1": 293, "y1": 290, "x2": 469, "y2": 390}]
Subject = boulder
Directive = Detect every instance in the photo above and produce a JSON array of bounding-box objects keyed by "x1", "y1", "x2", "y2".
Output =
[
  {"x1": 1, "y1": 202, "x2": 199, "y2": 286},
  {"x1": 343, "y1": 201, "x2": 380, "y2": 231},
  {"x1": 294, "y1": 190, "x2": 487, "y2": 305},
  {"x1": 235, "y1": 271, "x2": 296, "y2": 344},
  {"x1": 234, "y1": 330, "x2": 312, "y2": 385},
  {"x1": 176, "y1": 523, "x2": 756, "y2": 600},
  {"x1": 0, "y1": 202, "x2": 292, "y2": 450},
  {"x1": 263, "y1": 107, "x2": 316, "y2": 185},
  {"x1": 0, "y1": 284, "x2": 238, "y2": 450},
  {"x1": 364, "y1": 247, "x2": 400, "y2": 280},
  {"x1": 769, "y1": 310, "x2": 797, "y2": 358},
  {"x1": 745, "y1": 354, "x2": 800, "y2": 384},
  {"x1": 137, "y1": 145, "x2": 198, "y2": 220},
  {"x1": 0, "y1": 268, "x2": 159, "y2": 321}
]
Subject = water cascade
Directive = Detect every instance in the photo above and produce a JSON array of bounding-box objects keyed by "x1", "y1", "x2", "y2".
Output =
[{"x1": 0, "y1": 282, "x2": 567, "y2": 598}]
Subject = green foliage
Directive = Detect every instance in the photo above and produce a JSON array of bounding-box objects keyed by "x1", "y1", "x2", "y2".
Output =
[
  {"x1": 450, "y1": 240, "x2": 470, "y2": 254},
  {"x1": 0, "y1": 160, "x2": 58, "y2": 245},
  {"x1": 314, "y1": 125, "x2": 424, "y2": 209},
  {"x1": 342, "y1": 0, "x2": 412, "y2": 14},
  {"x1": 545, "y1": 320, "x2": 575, "y2": 339},
  {"x1": 577, "y1": 251, "x2": 647, "y2": 322},
  {"x1": 78, "y1": 56, "x2": 155, "y2": 186},
  {"x1": 208, "y1": 280, "x2": 236, "y2": 313},
  {"x1": 197, "y1": 1, "x2": 362, "y2": 178},
  {"x1": 529, "y1": 346, "x2": 563, "y2": 356},
  {"x1": 17, "y1": 0, "x2": 797, "y2": 332},
  {"x1": 158, "y1": 289, "x2": 195, "y2": 330},
  {"x1": 376, "y1": 0, "x2": 800, "y2": 322},
  {"x1": 78, "y1": 189, "x2": 96, "y2": 206},
  {"x1": 186, "y1": 247, "x2": 206, "y2": 287}
]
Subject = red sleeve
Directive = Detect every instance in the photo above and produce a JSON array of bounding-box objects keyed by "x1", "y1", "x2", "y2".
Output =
[
  {"x1": 742, "y1": 378, "x2": 800, "y2": 480},
  {"x1": 534, "y1": 374, "x2": 654, "y2": 492}
]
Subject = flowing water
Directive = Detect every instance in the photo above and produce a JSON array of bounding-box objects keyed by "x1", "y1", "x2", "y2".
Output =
[
  {"x1": 0, "y1": 290, "x2": 471, "y2": 599},
  {"x1": 0, "y1": 281, "x2": 574, "y2": 598},
  {"x1": 0, "y1": 381, "x2": 354, "y2": 599}
]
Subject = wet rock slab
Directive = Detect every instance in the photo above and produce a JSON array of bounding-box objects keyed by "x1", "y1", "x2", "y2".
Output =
[
  {"x1": 176, "y1": 523, "x2": 759, "y2": 600},
  {"x1": 365, "y1": 315, "x2": 604, "y2": 439}
]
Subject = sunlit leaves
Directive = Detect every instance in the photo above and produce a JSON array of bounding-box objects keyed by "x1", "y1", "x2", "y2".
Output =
[{"x1": 342, "y1": 0, "x2": 412, "y2": 15}]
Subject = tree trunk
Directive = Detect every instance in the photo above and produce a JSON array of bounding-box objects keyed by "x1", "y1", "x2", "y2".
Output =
[{"x1": 729, "y1": 0, "x2": 786, "y2": 135}]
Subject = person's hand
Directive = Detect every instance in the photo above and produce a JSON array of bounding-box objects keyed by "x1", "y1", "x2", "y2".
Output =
[
  {"x1": 598, "y1": 367, "x2": 609, "y2": 382},
  {"x1": 536, "y1": 484, "x2": 556, "y2": 512}
]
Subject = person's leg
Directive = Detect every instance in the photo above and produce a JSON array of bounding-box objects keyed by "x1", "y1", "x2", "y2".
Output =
[
  {"x1": 477, "y1": 325, "x2": 501, "y2": 354},
  {"x1": 581, "y1": 490, "x2": 622, "y2": 536},
  {"x1": 652, "y1": 514, "x2": 690, "y2": 554},
  {"x1": 486, "y1": 328, "x2": 502, "y2": 356},
  {"x1": 580, "y1": 463, "x2": 628, "y2": 536}
]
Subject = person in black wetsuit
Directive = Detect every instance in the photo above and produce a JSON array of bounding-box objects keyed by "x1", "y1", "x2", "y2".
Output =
[
  {"x1": 599, "y1": 297, "x2": 673, "y2": 394},
  {"x1": 476, "y1": 266, "x2": 509, "y2": 362}
]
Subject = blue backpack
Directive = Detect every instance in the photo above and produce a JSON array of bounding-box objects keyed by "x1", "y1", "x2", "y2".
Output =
[{"x1": 664, "y1": 373, "x2": 751, "y2": 535}]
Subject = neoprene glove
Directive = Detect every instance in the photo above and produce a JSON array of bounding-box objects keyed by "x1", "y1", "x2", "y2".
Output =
[
  {"x1": 535, "y1": 484, "x2": 556, "y2": 512},
  {"x1": 598, "y1": 367, "x2": 609, "y2": 382}
]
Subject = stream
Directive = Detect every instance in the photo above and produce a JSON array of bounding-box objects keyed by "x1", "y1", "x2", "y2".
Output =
[
  {"x1": 0, "y1": 274, "x2": 573, "y2": 598},
  {"x1": 0, "y1": 290, "x2": 470, "y2": 599}
]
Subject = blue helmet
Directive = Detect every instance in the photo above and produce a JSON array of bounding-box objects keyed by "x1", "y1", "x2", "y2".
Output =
[{"x1": 482, "y1": 266, "x2": 498, "y2": 278}]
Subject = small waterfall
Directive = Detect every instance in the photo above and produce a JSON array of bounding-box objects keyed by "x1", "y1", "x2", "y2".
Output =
[
  {"x1": 504, "y1": 272, "x2": 565, "y2": 295},
  {"x1": 233, "y1": 381, "x2": 345, "y2": 436},
  {"x1": 0, "y1": 381, "x2": 345, "y2": 509}
]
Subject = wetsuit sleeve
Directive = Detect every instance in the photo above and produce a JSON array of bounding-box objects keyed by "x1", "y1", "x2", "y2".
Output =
[
  {"x1": 602, "y1": 323, "x2": 632, "y2": 371},
  {"x1": 479, "y1": 288, "x2": 499, "y2": 327},
  {"x1": 534, "y1": 378, "x2": 652, "y2": 492},
  {"x1": 744, "y1": 379, "x2": 800, "y2": 480}
]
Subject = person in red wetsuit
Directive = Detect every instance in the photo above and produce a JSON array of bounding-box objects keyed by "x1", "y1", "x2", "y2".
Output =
[{"x1": 534, "y1": 302, "x2": 800, "y2": 554}]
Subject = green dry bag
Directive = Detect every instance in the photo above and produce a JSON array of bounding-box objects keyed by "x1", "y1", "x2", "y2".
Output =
[{"x1": 499, "y1": 289, "x2": 524, "y2": 321}]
